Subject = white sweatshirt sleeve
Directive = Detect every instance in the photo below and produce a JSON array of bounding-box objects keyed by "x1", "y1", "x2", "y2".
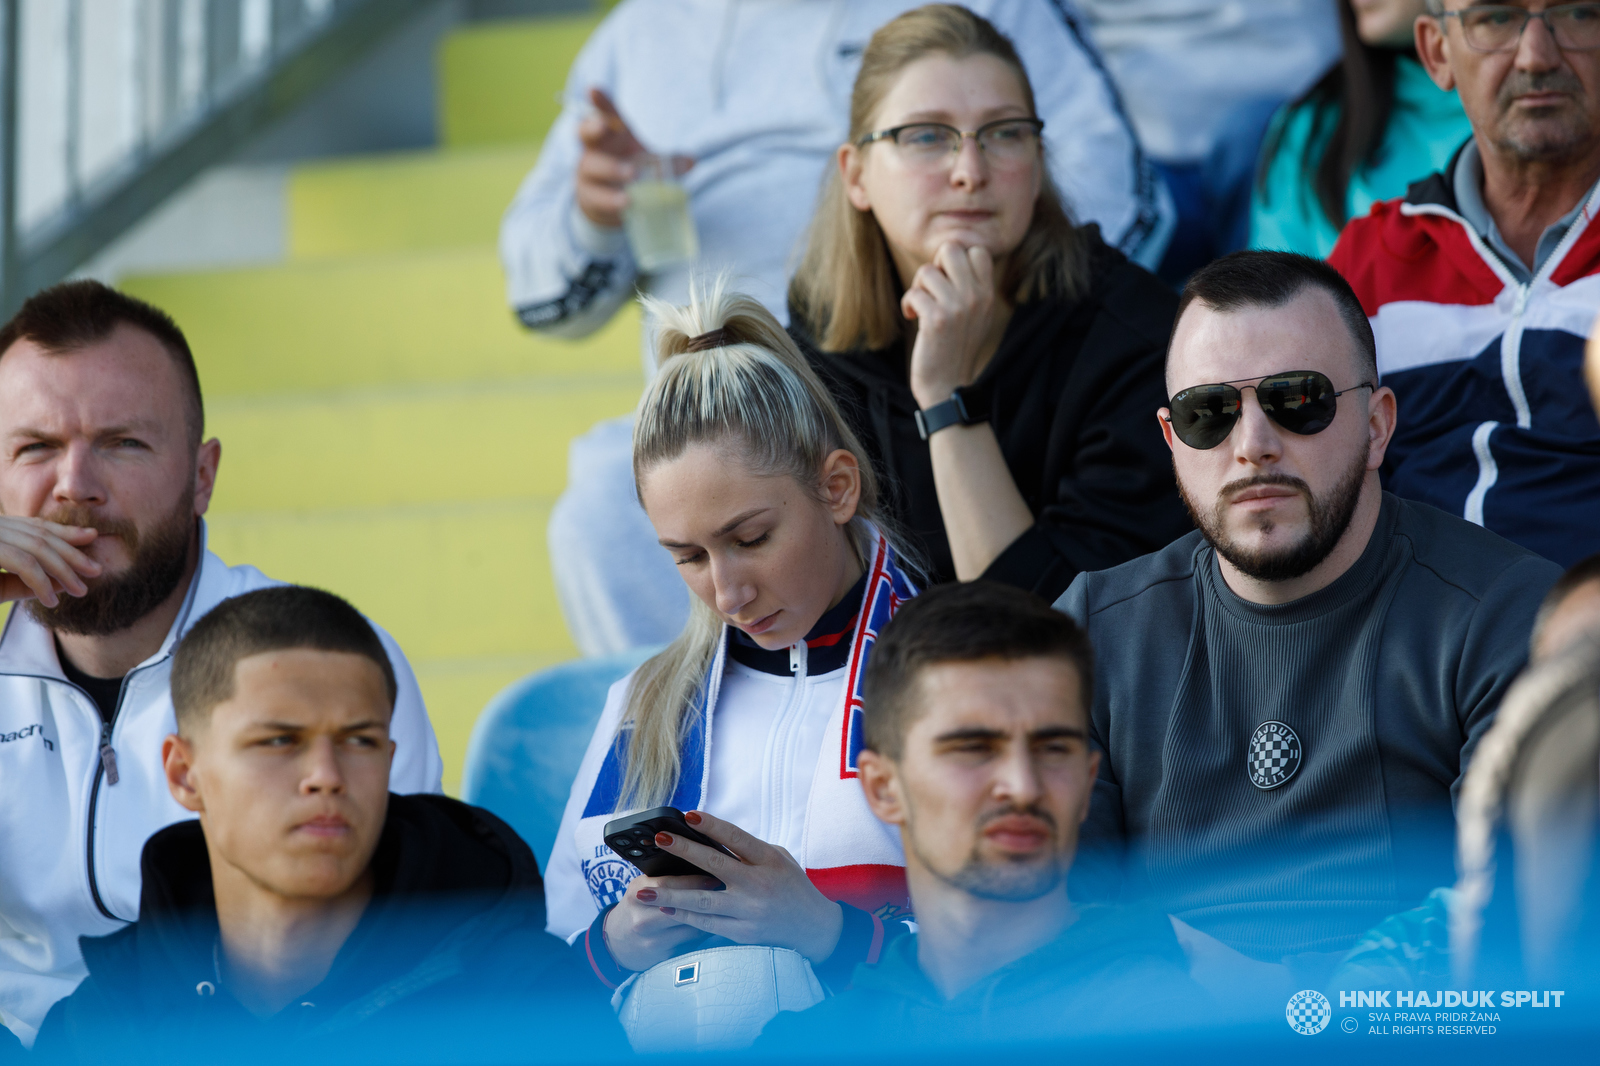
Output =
[
  {"x1": 545, "y1": 672, "x2": 634, "y2": 941},
  {"x1": 372, "y1": 623, "x2": 445, "y2": 795},
  {"x1": 498, "y1": 13, "x2": 640, "y2": 339}
]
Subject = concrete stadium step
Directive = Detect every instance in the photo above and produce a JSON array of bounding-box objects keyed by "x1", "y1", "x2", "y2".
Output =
[
  {"x1": 287, "y1": 145, "x2": 540, "y2": 260},
  {"x1": 438, "y1": 12, "x2": 604, "y2": 149},
  {"x1": 119, "y1": 251, "x2": 643, "y2": 397},
  {"x1": 206, "y1": 374, "x2": 640, "y2": 514}
]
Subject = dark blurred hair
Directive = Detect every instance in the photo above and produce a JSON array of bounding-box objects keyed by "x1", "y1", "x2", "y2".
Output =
[
  {"x1": 0, "y1": 280, "x2": 203, "y2": 447},
  {"x1": 1257, "y1": 0, "x2": 1409, "y2": 230},
  {"x1": 172, "y1": 586, "x2": 397, "y2": 733},
  {"x1": 1175, "y1": 250, "x2": 1378, "y2": 383},
  {"x1": 862, "y1": 581, "x2": 1094, "y2": 760}
]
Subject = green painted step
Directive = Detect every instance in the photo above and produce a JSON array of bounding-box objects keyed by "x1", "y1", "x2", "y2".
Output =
[
  {"x1": 119, "y1": 250, "x2": 643, "y2": 398},
  {"x1": 288, "y1": 144, "x2": 541, "y2": 260}
]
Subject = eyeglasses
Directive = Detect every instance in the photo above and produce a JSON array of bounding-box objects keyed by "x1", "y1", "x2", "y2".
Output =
[
  {"x1": 856, "y1": 118, "x2": 1045, "y2": 169},
  {"x1": 1164, "y1": 371, "x2": 1375, "y2": 451},
  {"x1": 1436, "y1": 3, "x2": 1600, "y2": 53}
]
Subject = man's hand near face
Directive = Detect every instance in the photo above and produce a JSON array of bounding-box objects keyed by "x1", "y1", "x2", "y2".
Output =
[{"x1": 0, "y1": 515, "x2": 100, "y2": 606}]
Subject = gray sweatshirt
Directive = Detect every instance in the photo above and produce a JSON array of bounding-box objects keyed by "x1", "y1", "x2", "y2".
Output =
[{"x1": 1055, "y1": 493, "x2": 1561, "y2": 961}]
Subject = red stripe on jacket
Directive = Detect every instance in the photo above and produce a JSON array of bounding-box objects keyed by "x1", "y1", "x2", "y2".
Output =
[
  {"x1": 1328, "y1": 199, "x2": 1504, "y2": 314},
  {"x1": 807, "y1": 863, "x2": 910, "y2": 918}
]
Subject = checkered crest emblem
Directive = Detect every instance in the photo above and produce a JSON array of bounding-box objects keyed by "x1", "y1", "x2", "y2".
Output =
[
  {"x1": 1285, "y1": 989, "x2": 1331, "y2": 1035},
  {"x1": 1248, "y1": 720, "x2": 1301, "y2": 790}
]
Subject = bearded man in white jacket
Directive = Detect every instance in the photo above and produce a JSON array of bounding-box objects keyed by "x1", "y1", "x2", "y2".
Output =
[
  {"x1": 0, "y1": 281, "x2": 443, "y2": 1046},
  {"x1": 500, "y1": 0, "x2": 1174, "y2": 656}
]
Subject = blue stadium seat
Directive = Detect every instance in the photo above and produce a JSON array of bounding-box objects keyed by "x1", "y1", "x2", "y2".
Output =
[{"x1": 461, "y1": 647, "x2": 661, "y2": 872}]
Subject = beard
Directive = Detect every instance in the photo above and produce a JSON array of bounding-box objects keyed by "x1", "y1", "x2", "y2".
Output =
[
  {"x1": 911, "y1": 803, "x2": 1066, "y2": 903},
  {"x1": 26, "y1": 490, "x2": 196, "y2": 637},
  {"x1": 1180, "y1": 447, "x2": 1367, "y2": 584}
]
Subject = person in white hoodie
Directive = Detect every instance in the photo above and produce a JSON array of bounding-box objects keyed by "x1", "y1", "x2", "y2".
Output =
[
  {"x1": 546, "y1": 280, "x2": 918, "y2": 997},
  {"x1": 500, "y1": 0, "x2": 1169, "y2": 657},
  {"x1": 0, "y1": 281, "x2": 443, "y2": 1046}
]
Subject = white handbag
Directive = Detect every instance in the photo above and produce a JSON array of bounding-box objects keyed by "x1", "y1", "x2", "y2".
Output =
[{"x1": 611, "y1": 943, "x2": 826, "y2": 1051}]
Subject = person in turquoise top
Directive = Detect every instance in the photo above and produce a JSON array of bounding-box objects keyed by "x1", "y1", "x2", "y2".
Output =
[{"x1": 1251, "y1": 0, "x2": 1473, "y2": 258}]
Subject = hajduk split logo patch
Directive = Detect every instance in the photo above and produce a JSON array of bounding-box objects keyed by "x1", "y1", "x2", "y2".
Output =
[{"x1": 1248, "y1": 720, "x2": 1301, "y2": 790}]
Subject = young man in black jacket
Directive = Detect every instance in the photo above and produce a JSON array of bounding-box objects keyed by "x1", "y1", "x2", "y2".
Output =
[
  {"x1": 761, "y1": 582, "x2": 1211, "y2": 1052},
  {"x1": 33, "y1": 586, "x2": 622, "y2": 1065}
]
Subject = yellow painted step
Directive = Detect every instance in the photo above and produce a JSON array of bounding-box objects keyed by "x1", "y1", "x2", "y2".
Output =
[
  {"x1": 288, "y1": 145, "x2": 540, "y2": 260},
  {"x1": 207, "y1": 498, "x2": 573, "y2": 662},
  {"x1": 206, "y1": 376, "x2": 640, "y2": 514},
  {"x1": 119, "y1": 250, "x2": 643, "y2": 397},
  {"x1": 412, "y1": 653, "x2": 573, "y2": 794},
  {"x1": 438, "y1": 12, "x2": 604, "y2": 149}
]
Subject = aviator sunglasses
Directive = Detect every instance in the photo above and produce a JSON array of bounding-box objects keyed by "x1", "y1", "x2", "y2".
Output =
[{"x1": 1164, "y1": 371, "x2": 1374, "y2": 451}]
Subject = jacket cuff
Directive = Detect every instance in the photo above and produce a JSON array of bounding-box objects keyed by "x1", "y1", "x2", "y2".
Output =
[
  {"x1": 811, "y1": 903, "x2": 885, "y2": 992},
  {"x1": 982, "y1": 523, "x2": 1080, "y2": 603},
  {"x1": 569, "y1": 202, "x2": 630, "y2": 257},
  {"x1": 578, "y1": 905, "x2": 631, "y2": 990}
]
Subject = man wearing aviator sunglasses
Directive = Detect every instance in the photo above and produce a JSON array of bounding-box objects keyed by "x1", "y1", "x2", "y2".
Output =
[
  {"x1": 1057, "y1": 252, "x2": 1560, "y2": 965},
  {"x1": 1325, "y1": 0, "x2": 1600, "y2": 568}
]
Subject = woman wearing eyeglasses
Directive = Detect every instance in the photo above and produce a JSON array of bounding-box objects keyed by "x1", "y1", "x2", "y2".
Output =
[{"x1": 788, "y1": 4, "x2": 1190, "y2": 601}]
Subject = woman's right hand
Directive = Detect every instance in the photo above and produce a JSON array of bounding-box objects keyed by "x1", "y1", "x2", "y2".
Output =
[{"x1": 601, "y1": 872, "x2": 720, "y2": 972}]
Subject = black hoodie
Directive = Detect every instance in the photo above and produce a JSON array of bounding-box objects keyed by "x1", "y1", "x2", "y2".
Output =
[
  {"x1": 791, "y1": 229, "x2": 1190, "y2": 600},
  {"x1": 34, "y1": 794, "x2": 625, "y2": 1065}
]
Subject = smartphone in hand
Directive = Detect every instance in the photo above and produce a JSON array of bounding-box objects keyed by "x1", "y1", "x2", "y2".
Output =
[{"x1": 603, "y1": 807, "x2": 738, "y2": 879}]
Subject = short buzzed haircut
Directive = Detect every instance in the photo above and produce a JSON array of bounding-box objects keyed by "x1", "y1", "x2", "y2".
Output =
[
  {"x1": 1174, "y1": 250, "x2": 1379, "y2": 385},
  {"x1": 0, "y1": 280, "x2": 204, "y2": 448},
  {"x1": 862, "y1": 581, "x2": 1094, "y2": 760},
  {"x1": 171, "y1": 586, "x2": 397, "y2": 733}
]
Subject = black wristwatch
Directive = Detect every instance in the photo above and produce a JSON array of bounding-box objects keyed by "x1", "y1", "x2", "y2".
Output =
[{"x1": 915, "y1": 387, "x2": 985, "y2": 440}]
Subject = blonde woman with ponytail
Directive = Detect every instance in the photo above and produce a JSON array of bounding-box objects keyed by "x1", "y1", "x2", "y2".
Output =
[{"x1": 545, "y1": 279, "x2": 920, "y2": 988}]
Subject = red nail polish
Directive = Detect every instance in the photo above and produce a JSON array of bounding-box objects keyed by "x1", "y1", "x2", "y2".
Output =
[
  {"x1": 684, "y1": 811, "x2": 702, "y2": 825},
  {"x1": 655, "y1": 831, "x2": 674, "y2": 846},
  {"x1": 636, "y1": 888, "x2": 656, "y2": 903},
  {"x1": 660, "y1": 907, "x2": 675, "y2": 916}
]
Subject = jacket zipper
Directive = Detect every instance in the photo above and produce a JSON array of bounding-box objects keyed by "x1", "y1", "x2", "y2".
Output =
[
  {"x1": 762, "y1": 641, "x2": 810, "y2": 846},
  {"x1": 84, "y1": 673, "x2": 135, "y2": 921}
]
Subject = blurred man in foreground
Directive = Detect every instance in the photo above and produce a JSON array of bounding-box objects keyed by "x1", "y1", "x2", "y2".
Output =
[
  {"x1": 1060, "y1": 251, "x2": 1560, "y2": 967},
  {"x1": 0, "y1": 282, "x2": 442, "y2": 1044},
  {"x1": 761, "y1": 582, "x2": 1208, "y2": 1049},
  {"x1": 33, "y1": 587, "x2": 616, "y2": 1064}
]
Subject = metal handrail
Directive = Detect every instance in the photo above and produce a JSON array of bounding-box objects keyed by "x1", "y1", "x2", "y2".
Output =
[{"x1": 0, "y1": 0, "x2": 436, "y2": 317}]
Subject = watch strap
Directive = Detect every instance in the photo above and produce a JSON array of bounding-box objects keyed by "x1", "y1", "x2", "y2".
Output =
[{"x1": 915, "y1": 389, "x2": 981, "y2": 440}]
